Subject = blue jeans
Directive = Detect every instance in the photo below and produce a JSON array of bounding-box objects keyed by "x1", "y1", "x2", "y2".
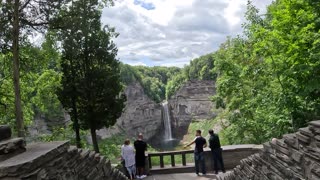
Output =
[
  {"x1": 194, "y1": 152, "x2": 206, "y2": 174},
  {"x1": 126, "y1": 164, "x2": 136, "y2": 178}
]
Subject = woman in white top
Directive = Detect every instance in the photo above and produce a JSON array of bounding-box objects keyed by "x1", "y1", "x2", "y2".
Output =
[{"x1": 121, "y1": 139, "x2": 136, "y2": 180}]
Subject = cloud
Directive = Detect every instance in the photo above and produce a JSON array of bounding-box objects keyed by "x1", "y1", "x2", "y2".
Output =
[{"x1": 102, "y1": 0, "x2": 273, "y2": 67}]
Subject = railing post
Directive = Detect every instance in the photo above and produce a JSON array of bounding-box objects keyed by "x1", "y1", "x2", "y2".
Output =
[
  {"x1": 171, "y1": 154, "x2": 175, "y2": 167},
  {"x1": 148, "y1": 155, "x2": 152, "y2": 169},
  {"x1": 160, "y1": 155, "x2": 164, "y2": 168},
  {"x1": 182, "y1": 152, "x2": 186, "y2": 166}
]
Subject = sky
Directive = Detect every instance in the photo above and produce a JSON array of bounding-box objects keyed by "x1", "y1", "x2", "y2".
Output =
[{"x1": 101, "y1": 0, "x2": 273, "y2": 67}]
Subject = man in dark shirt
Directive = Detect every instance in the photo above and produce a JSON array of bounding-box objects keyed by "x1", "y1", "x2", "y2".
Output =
[
  {"x1": 185, "y1": 130, "x2": 207, "y2": 175},
  {"x1": 208, "y1": 129, "x2": 225, "y2": 174},
  {"x1": 134, "y1": 133, "x2": 147, "y2": 179}
]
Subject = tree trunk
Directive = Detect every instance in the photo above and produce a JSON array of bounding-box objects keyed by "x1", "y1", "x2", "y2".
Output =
[
  {"x1": 13, "y1": 0, "x2": 24, "y2": 137},
  {"x1": 90, "y1": 126, "x2": 99, "y2": 153},
  {"x1": 72, "y1": 97, "x2": 81, "y2": 148}
]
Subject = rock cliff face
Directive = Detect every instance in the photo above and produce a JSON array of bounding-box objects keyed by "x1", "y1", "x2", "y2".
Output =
[
  {"x1": 97, "y1": 82, "x2": 163, "y2": 141},
  {"x1": 28, "y1": 111, "x2": 70, "y2": 139},
  {"x1": 168, "y1": 80, "x2": 216, "y2": 139}
]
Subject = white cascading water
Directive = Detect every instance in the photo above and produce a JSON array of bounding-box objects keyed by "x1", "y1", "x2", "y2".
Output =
[{"x1": 162, "y1": 101, "x2": 173, "y2": 140}]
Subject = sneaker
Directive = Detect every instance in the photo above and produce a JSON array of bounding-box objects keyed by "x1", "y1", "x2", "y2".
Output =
[
  {"x1": 140, "y1": 175, "x2": 147, "y2": 179},
  {"x1": 136, "y1": 175, "x2": 141, "y2": 179},
  {"x1": 196, "y1": 173, "x2": 200, "y2": 176}
]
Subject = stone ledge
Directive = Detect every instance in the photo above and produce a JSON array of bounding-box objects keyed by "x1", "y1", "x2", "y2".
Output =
[
  {"x1": 309, "y1": 120, "x2": 320, "y2": 128},
  {"x1": 0, "y1": 138, "x2": 26, "y2": 156},
  {"x1": 0, "y1": 141, "x2": 69, "y2": 177}
]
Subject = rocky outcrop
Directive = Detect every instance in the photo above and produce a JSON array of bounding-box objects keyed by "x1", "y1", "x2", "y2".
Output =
[
  {"x1": 97, "y1": 82, "x2": 162, "y2": 141},
  {"x1": 168, "y1": 80, "x2": 216, "y2": 139},
  {"x1": 218, "y1": 120, "x2": 320, "y2": 180},
  {"x1": 28, "y1": 110, "x2": 70, "y2": 138},
  {"x1": 0, "y1": 141, "x2": 127, "y2": 180}
]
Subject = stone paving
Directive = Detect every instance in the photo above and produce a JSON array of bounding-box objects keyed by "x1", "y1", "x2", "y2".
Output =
[{"x1": 144, "y1": 173, "x2": 220, "y2": 180}]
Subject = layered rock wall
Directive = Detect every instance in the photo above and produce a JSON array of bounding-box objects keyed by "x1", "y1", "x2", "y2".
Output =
[
  {"x1": 97, "y1": 82, "x2": 162, "y2": 141},
  {"x1": 218, "y1": 120, "x2": 320, "y2": 180},
  {"x1": 168, "y1": 80, "x2": 216, "y2": 139}
]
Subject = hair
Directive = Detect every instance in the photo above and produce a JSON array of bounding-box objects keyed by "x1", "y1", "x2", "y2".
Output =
[
  {"x1": 196, "y1": 130, "x2": 201, "y2": 134},
  {"x1": 124, "y1": 139, "x2": 130, "y2": 145},
  {"x1": 209, "y1": 129, "x2": 214, "y2": 135}
]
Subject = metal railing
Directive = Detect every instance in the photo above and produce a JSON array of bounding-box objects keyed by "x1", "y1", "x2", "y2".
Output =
[{"x1": 148, "y1": 150, "x2": 194, "y2": 169}]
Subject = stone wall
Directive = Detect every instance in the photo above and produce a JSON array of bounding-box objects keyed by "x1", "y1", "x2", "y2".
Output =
[
  {"x1": 96, "y1": 82, "x2": 162, "y2": 141},
  {"x1": 168, "y1": 80, "x2": 216, "y2": 139},
  {"x1": 218, "y1": 120, "x2": 320, "y2": 180},
  {"x1": 0, "y1": 141, "x2": 127, "y2": 180}
]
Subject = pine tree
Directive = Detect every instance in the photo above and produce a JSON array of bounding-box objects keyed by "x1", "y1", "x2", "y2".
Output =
[{"x1": 58, "y1": 0, "x2": 125, "y2": 152}]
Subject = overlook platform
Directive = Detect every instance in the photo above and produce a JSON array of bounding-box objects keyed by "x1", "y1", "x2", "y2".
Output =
[
  {"x1": 147, "y1": 144, "x2": 262, "y2": 175},
  {"x1": 145, "y1": 172, "x2": 230, "y2": 180}
]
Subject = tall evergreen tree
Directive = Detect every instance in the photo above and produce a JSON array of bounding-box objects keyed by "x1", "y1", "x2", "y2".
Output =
[{"x1": 58, "y1": 0, "x2": 125, "y2": 152}]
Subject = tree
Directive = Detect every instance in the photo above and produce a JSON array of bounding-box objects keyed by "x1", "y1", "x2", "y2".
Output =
[
  {"x1": 0, "y1": 0, "x2": 70, "y2": 137},
  {"x1": 58, "y1": 0, "x2": 125, "y2": 152},
  {"x1": 212, "y1": 0, "x2": 320, "y2": 144}
]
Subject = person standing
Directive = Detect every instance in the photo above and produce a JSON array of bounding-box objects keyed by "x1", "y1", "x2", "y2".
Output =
[
  {"x1": 134, "y1": 133, "x2": 147, "y2": 179},
  {"x1": 121, "y1": 139, "x2": 136, "y2": 180},
  {"x1": 185, "y1": 130, "x2": 207, "y2": 176},
  {"x1": 208, "y1": 129, "x2": 225, "y2": 174}
]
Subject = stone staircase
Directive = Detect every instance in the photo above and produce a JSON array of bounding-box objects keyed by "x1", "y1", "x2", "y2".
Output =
[
  {"x1": 0, "y1": 126, "x2": 128, "y2": 180},
  {"x1": 218, "y1": 120, "x2": 320, "y2": 180}
]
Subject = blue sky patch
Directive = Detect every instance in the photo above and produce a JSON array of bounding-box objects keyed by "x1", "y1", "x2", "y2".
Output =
[{"x1": 134, "y1": 0, "x2": 156, "y2": 10}]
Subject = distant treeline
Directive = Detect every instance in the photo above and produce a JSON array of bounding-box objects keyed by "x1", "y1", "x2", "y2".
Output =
[{"x1": 119, "y1": 53, "x2": 216, "y2": 103}]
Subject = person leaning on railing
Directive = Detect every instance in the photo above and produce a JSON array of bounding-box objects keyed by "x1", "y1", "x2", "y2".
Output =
[{"x1": 184, "y1": 129, "x2": 207, "y2": 176}]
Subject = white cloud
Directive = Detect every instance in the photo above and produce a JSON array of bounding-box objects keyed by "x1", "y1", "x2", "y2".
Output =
[
  {"x1": 102, "y1": 0, "x2": 273, "y2": 67},
  {"x1": 125, "y1": 61, "x2": 147, "y2": 66}
]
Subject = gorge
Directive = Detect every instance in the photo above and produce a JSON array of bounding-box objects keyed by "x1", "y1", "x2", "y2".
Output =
[{"x1": 96, "y1": 79, "x2": 217, "y2": 150}]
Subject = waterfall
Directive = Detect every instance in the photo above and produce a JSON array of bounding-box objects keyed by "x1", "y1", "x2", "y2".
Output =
[{"x1": 162, "y1": 101, "x2": 173, "y2": 140}]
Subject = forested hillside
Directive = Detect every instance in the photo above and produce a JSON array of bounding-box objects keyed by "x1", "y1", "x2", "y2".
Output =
[
  {"x1": 212, "y1": 1, "x2": 320, "y2": 144},
  {"x1": 119, "y1": 53, "x2": 216, "y2": 103}
]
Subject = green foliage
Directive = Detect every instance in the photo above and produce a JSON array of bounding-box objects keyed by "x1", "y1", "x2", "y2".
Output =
[
  {"x1": 185, "y1": 54, "x2": 216, "y2": 81},
  {"x1": 119, "y1": 64, "x2": 181, "y2": 103},
  {"x1": 165, "y1": 73, "x2": 187, "y2": 99},
  {"x1": 37, "y1": 125, "x2": 89, "y2": 147},
  {"x1": 119, "y1": 53, "x2": 217, "y2": 102},
  {"x1": 165, "y1": 54, "x2": 217, "y2": 99},
  {"x1": 98, "y1": 135, "x2": 128, "y2": 163},
  {"x1": 57, "y1": 0, "x2": 125, "y2": 152},
  {"x1": 213, "y1": 0, "x2": 320, "y2": 144},
  {"x1": 0, "y1": 39, "x2": 62, "y2": 131}
]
